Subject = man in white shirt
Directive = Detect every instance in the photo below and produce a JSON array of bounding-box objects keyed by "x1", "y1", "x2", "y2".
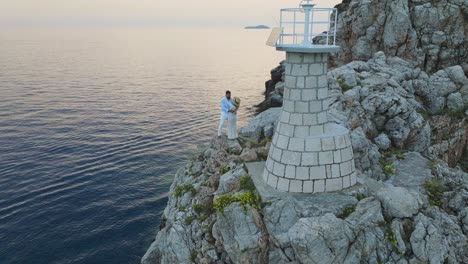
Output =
[{"x1": 218, "y1": 90, "x2": 232, "y2": 137}]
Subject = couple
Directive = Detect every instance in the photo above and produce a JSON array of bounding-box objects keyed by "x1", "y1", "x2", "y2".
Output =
[{"x1": 218, "y1": 90, "x2": 241, "y2": 140}]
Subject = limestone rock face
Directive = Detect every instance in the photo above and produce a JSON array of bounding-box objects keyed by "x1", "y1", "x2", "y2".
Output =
[
  {"x1": 239, "y1": 107, "x2": 281, "y2": 141},
  {"x1": 376, "y1": 186, "x2": 422, "y2": 218},
  {"x1": 288, "y1": 214, "x2": 355, "y2": 264},
  {"x1": 333, "y1": 0, "x2": 468, "y2": 73}
]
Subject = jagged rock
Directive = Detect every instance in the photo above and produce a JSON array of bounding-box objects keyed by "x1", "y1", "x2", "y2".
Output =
[
  {"x1": 216, "y1": 166, "x2": 246, "y2": 195},
  {"x1": 212, "y1": 203, "x2": 262, "y2": 263},
  {"x1": 447, "y1": 92, "x2": 465, "y2": 110},
  {"x1": 239, "y1": 148, "x2": 258, "y2": 162},
  {"x1": 239, "y1": 107, "x2": 281, "y2": 141},
  {"x1": 226, "y1": 139, "x2": 242, "y2": 155},
  {"x1": 288, "y1": 214, "x2": 355, "y2": 264},
  {"x1": 374, "y1": 133, "x2": 391, "y2": 150},
  {"x1": 333, "y1": 0, "x2": 468, "y2": 73},
  {"x1": 345, "y1": 197, "x2": 385, "y2": 228},
  {"x1": 376, "y1": 186, "x2": 421, "y2": 218},
  {"x1": 388, "y1": 152, "x2": 433, "y2": 191},
  {"x1": 141, "y1": 223, "x2": 193, "y2": 264}
]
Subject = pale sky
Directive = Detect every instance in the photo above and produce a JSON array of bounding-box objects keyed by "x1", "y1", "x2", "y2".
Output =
[{"x1": 0, "y1": 0, "x2": 342, "y2": 27}]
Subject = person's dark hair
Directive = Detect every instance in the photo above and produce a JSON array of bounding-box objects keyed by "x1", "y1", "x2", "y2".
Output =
[{"x1": 225, "y1": 90, "x2": 231, "y2": 95}]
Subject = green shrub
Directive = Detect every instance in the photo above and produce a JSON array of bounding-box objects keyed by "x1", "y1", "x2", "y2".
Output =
[
  {"x1": 213, "y1": 191, "x2": 261, "y2": 213},
  {"x1": 197, "y1": 214, "x2": 207, "y2": 222},
  {"x1": 189, "y1": 250, "x2": 197, "y2": 263},
  {"x1": 379, "y1": 157, "x2": 396, "y2": 176},
  {"x1": 356, "y1": 193, "x2": 367, "y2": 201},
  {"x1": 337, "y1": 76, "x2": 353, "y2": 92},
  {"x1": 219, "y1": 166, "x2": 228, "y2": 174},
  {"x1": 192, "y1": 203, "x2": 204, "y2": 213},
  {"x1": 178, "y1": 206, "x2": 186, "y2": 212},
  {"x1": 385, "y1": 148, "x2": 405, "y2": 160},
  {"x1": 337, "y1": 205, "x2": 356, "y2": 219},
  {"x1": 439, "y1": 108, "x2": 466, "y2": 119},
  {"x1": 424, "y1": 178, "x2": 447, "y2": 207},
  {"x1": 184, "y1": 215, "x2": 194, "y2": 225},
  {"x1": 240, "y1": 175, "x2": 256, "y2": 191},
  {"x1": 173, "y1": 184, "x2": 197, "y2": 197}
]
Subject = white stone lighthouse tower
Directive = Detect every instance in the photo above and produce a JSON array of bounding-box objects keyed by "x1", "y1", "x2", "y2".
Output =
[{"x1": 263, "y1": 0, "x2": 357, "y2": 193}]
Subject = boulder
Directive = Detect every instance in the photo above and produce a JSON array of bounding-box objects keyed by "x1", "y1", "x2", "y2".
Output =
[
  {"x1": 374, "y1": 133, "x2": 391, "y2": 150},
  {"x1": 239, "y1": 148, "x2": 258, "y2": 162},
  {"x1": 216, "y1": 166, "x2": 247, "y2": 195},
  {"x1": 239, "y1": 107, "x2": 281, "y2": 141},
  {"x1": 376, "y1": 186, "x2": 421, "y2": 218}
]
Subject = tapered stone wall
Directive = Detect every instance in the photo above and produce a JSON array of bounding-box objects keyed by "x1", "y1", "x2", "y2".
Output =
[{"x1": 263, "y1": 52, "x2": 357, "y2": 193}]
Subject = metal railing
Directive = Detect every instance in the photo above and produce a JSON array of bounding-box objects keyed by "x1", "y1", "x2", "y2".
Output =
[{"x1": 277, "y1": 7, "x2": 338, "y2": 47}]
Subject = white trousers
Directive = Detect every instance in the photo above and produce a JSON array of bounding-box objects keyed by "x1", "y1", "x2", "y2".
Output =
[{"x1": 218, "y1": 114, "x2": 228, "y2": 136}]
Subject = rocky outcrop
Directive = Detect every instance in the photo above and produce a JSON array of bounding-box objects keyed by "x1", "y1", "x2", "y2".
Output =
[{"x1": 333, "y1": 0, "x2": 468, "y2": 74}]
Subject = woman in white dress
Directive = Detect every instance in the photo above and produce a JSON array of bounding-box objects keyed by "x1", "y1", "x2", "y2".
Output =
[{"x1": 227, "y1": 97, "x2": 240, "y2": 139}]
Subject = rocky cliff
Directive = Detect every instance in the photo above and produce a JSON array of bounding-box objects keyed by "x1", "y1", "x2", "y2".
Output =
[
  {"x1": 141, "y1": 52, "x2": 468, "y2": 264},
  {"x1": 333, "y1": 0, "x2": 468, "y2": 74}
]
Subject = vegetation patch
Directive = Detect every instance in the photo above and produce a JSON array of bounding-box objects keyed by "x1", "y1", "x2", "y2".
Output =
[
  {"x1": 424, "y1": 178, "x2": 447, "y2": 207},
  {"x1": 379, "y1": 157, "x2": 396, "y2": 176},
  {"x1": 197, "y1": 214, "x2": 207, "y2": 222},
  {"x1": 385, "y1": 229, "x2": 401, "y2": 255},
  {"x1": 189, "y1": 250, "x2": 197, "y2": 263},
  {"x1": 173, "y1": 184, "x2": 197, "y2": 197},
  {"x1": 213, "y1": 191, "x2": 261, "y2": 213},
  {"x1": 337, "y1": 205, "x2": 356, "y2": 219},
  {"x1": 384, "y1": 148, "x2": 405, "y2": 160},
  {"x1": 438, "y1": 108, "x2": 466, "y2": 119},
  {"x1": 184, "y1": 215, "x2": 194, "y2": 225},
  {"x1": 218, "y1": 166, "x2": 228, "y2": 174},
  {"x1": 240, "y1": 175, "x2": 256, "y2": 191},
  {"x1": 337, "y1": 76, "x2": 353, "y2": 92},
  {"x1": 356, "y1": 193, "x2": 368, "y2": 201}
]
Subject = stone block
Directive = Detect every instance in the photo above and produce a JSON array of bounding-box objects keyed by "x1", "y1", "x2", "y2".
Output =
[
  {"x1": 309, "y1": 63, "x2": 324, "y2": 75},
  {"x1": 287, "y1": 53, "x2": 303, "y2": 63},
  {"x1": 310, "y1": 165, "x2": 326, "y2": 179},
  {"x1": 296, "y1": 166, "x2": 309, "y2": 180},
  {"x1": 272, "y1": 147, "x2": 282, "y2": 161},
  {"x1": 322, "y1": 100, "x2": 329, "y2": 111},
  {"x1": 317, "y1": 75, "x2": 327, "y2": 87},
  {"x1": 283, "y1": 88, "x2": 290, "y2": 100},
  {"x1": 285, "y1": 76, "x2": 297, "y2": 88},
  {"x1": 284, "y1": 63, "x2": 292, "y2": 75},
  {"x1": 281, "y1": 150, "x2": 301, "y2": 166},
  {"x1": 344, "y1": 135, "x2": 351, "y2": 147},
  {"x1": 317, "y1": 88, "x2": 328, "y2": 99},
  {"x1": 335, "y1": 135, "x2": 347, "y2": 149},
  {"x1": 321, "y1": 137, "x2": 335, "y2": 151},
  {"x1": 309, "y1": 101, "x2": 322, "y2": 113},
  {"x1": 280, "y1": 112, "x2": 290, "y2": 123},
  {"x1": 279, "y1": 123, "x2": 294, "y2": 137},
  {"x1": 333, "y1": 150, "x2": 342, "y2": 163},
  {"x1": 319, "y1": 151, "x2": 333, "y2": 165},
  {"x1": 303, "y1": 114, "x2": 317, "y2": 125},
  {"x1": 273, "y1": 162, "x2": 286, "y2": 177},
  {"x1": 289, "y1": 113, "x2": 303, "y2": 125},
  {"x1": 301, "y1": 152, "x2": 318, "y2": 166},
  {"x1": 310, "y1": 125, "x2": 324, "y2": 135},
  {"x1": 314, "y1": 179, "x2": 325, "y2": 192},
  {"x1": 350, "y1": 172, "x2": 357, "y2": 185},
  {"x1": 303, "y1": 54, "x2": 316, "y2": 63},
  {"x1": 305, "y1": 76, "x2": 317, "y2": 88},
  {"x1": 342, "y1": 175, "x2": 351, "y2": 189},
  {"x1": 331, "y1": 164, "x2": 340, "y2": 178},
  {"x1": 262, "y1": 170, "x2": 269, "y2": 181},
  {"x1": 267, "y1": 174, "x2": 278, "y2": 188},
  {"x1": 302, "y1": 89, "x2": 316, "y2": 100},
  {"x1": 303, "y1": 181, "x2": 313, "y2": 193},
  {"x1": 266, "y1": 158, "x2": 274, "y2": 171},
  {"x1": 295, "y1": 101, "x2": 309, "y2": 113},
  {"x1": 292, "y1": 64, "x2": 309, "y2": 76},
  {"x1": 326, "y1": 178, "x2": 342, "y2": 192},
  {"x1": 277, "y1": 134, "x2": 289, "y2": 149},
  {"x1": 296, "y1": 77, "x2": 305, "y2": 88},
  {"x1": 326, "y1": 165, "x2": 332, "y2": 179},
  {"x1": 294, "y1": 126, "x2": 309, "y2": 138},
  {"x1": 277, "y1": 177, "x2": 290, "y2": 191},
  {"x1": 305, "y1": 138, "x2": 322, "y2": 151},
  {"x1": 289, "y1": 180, "x2": 303, "y2": 193},
  {"x1": 317, "y1": 111, "x2": 328, "y2": 124},
  {"x1": 285, "y1": 165, "x2": 296, "y2": 179},
  {"x1": 340, "y1": 160, "x2": 352, "y2": 176},
  {"x1": 283, "y1": 100, "x2": 294, "y2": 112},
  {"x1": 341, "y1": 147, "x2": 353, "y2": 161},
  {"x1": 289, "y1": 138, "x2": 305, "y2": 151},
  {"x1": 290, "y1": 89, "x2": 301, "y2": 100}
]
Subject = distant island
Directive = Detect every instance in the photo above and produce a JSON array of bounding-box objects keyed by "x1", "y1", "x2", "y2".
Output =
[{"x1": 244, "y1": 25, "x2": 270, "y2": 29}]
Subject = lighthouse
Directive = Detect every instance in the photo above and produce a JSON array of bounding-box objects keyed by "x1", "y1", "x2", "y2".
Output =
[{"x1": 263, "y1": 0, "x2": 357, "y2": 193}]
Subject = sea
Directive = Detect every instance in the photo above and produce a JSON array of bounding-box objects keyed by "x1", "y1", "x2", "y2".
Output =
[{"x1": 0, "y1": 27, "x2": 284, "y2": 264}]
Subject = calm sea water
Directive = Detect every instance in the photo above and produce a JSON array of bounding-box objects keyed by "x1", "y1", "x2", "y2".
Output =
[{"x1": 0, "y1": 27, "x2": 283, "y2": 264}]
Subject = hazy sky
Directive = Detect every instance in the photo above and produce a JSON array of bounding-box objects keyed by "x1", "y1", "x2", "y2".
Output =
[{"x1": 0, "y1": 0, "x2": 342, "y2": 27}]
